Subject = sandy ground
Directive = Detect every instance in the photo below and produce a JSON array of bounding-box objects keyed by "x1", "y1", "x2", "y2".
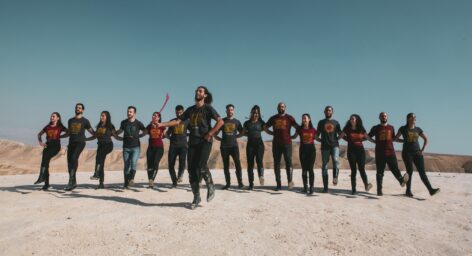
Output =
[{"x1": 0, "y1": 169, "x2": 471, "y2": 256}]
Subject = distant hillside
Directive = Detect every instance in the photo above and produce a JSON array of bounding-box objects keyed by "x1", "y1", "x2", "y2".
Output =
[{"x1": 0, "y1": 139, "x2": 471, "y2": 175}]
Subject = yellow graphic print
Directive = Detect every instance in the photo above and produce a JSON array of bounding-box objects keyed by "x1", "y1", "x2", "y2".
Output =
[
  {"x1": 324, "y1": 123, "x2": 334, "y2": 133},
  {"x1": 224, "y1": 123, "x2": 236, "y2": 134},
  {"x1": 96, "y1": 127, "x2": 107, "y2": 138},
  {"x1": 70, "y1": 123, "x2": 82, "y2": 134},
  {"x1": 47, "y1": 129, "x2": 58, "y2": 140},
  {"x1": 174, "y1": 124, "x2": 185, "y2": 135},
  {"x1": 379, "y1": 129, "x2": 392, "y2": 141},
  {"x1": 190, "y1": 113, "x2": 202, "y2": 127},
  {"x1": 274, "y1": 119, "x2": 287, "y2": 130},
  {"x1": 150, "y1": 128, "x2": 162, "y2": 139},
  {"x1": 407, "y1": 131, "x2": 419, "y2": 143},
  {"x1": 302, "y1": 132, "x2": 313, "y2": 144}
]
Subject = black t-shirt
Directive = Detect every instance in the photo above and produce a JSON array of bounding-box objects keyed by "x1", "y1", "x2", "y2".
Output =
[
  {"x1": 95, "y1": 124, "x2": 115, "y2": 145},
  {"x1": 399, "y1": 126, "x2": 423, "y2": 153},
  {"x1": 120, "y1": 119, "x2": 146, "y2": 148},
  {"x1": 68, "y1": 117, "x2": 92, "y2": 143},
  {"x1": 243, "y1": 119, "x2": 265, "y2": 142},
  {"x1": 220, "y1": 117, "x2": 243, "y2": 148},
  {"x1": 179, "y1": 104, "x2": 220, "y2": 145},
  {"x1": 166, "y1": 118, "x2": 189, "y2": 147},
  {"x1": 316, "y1": 118, "x2": 341, "y2": 149}
]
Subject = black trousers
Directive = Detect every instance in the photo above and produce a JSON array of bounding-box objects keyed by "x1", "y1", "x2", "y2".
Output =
[
  {"x1": 40, "y1": 141, "x2": 61, "y2": 183},
  {"x1": 67, "y1": 142, "x2": 86, "y2": 177},
  {"x1": 299, "y1": 144, "x2": 315, "y2": 188},
  {"x1": 168, "y1": 145, "x2": 187, "y2": 180},
  {"x1": 375, "y1": 154, "x2": 404, "y2": 191},
  {"x1": 95, "y1": 143, "x2": 113, "y2": 183},
  {"x1": 187, "y1": 141, "x2": 213, "y2": 195},
  {"x1": 146, "y1": 146, "x2": 164, "y2": 181},
  {"x1": 272, "y1": 143, "x2": 293, "y2": 186},
  {"x1": 402, "y1": 151, "x2": 433, "y2": 193},
  {"x1": 246, "y1": 139, "x2": 264, "y2": 185},
  {"x1": 347, "y1": 147, "x2": 369, "y2": 191},
  {"x1": 221, "y1": 146, "x2": 243, "y2": 185}
]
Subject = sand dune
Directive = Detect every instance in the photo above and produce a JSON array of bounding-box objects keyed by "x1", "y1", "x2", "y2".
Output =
[
  {"x1": 1, "y1": 139, "x2": 470, "y2": 176},
  {"x1": 0, "y1": 170, "x2": 471, "y2": 255}
]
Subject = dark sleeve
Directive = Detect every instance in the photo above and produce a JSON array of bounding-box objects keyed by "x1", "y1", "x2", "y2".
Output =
[
  {"x1": 68, "y1": 118, "x2": 72, "y2": 127},
  {"x1": 335, "y1": 121, "x2": 342, "y2": 134},
  {"x1": 290, "y1": 115, "x2": 299, "y2": 128},
  {"x1": 42, "y1": 126, "x2": 48, "y2": 133},
  {"x1": 243, "y1": 121, "x2": 249, "y2": 132},
  {"x1": 418, "y1": 127, "x2": 424, "y2": 135},
  {"x1": 313, "y1": 128, "x2": 318, "y2": 136},
  {"x1": 120, "y1": 120, "x2": 125, "y2": 130},
  {"x1": 266, "y1": 116, "x2": 274, "y2": 128},
  {"x1": 398, "y1": 126, "x2": 405, "y2": 138},
  {"x1": 317, "y1": 120, "x2": 323, "y2": 132},
  {"x1": 208, "y1": 105, "x2": 220, "y2": 120},
  {"x1": 237, "y1": 120, "x2": 243, "y2": 132},
  {"x1": 85, "y1": 118, "x2": 92, "y2": 130},
  {"x1": 111, "y1": 124, "x2": 116, "y2": 131},
  {"x1": 368, "y1": 126, "x2": 375, "y2": 138},
  {"x1": 391, "y1": 126, "x2": 396, "y2": 137},
  {"x1": 139, "y1": 121, "x2": 146, "y2": 131},
  {"x1": 179, "y1": 109, "x2": 190, "y2": 121}
]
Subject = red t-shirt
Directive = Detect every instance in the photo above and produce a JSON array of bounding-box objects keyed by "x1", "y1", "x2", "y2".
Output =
[
  {"x1": 147, "y1": 125, "x2": 165, "y2": 148},
  {"x1": 297, "y1": 127, "x2": 317, "y2": 145},
  {"x1": 43, "y1": 125, "x2": 65, "y2": 142},
  {"x1": 266, "y1": 114, "x2": 298, "y2": 145},
  {"x1": 368, "y1": 124, "x2": 396, "y2": 156},
  {"x1": 343, "y1": 126, "x2": 366, "y2": 149}
]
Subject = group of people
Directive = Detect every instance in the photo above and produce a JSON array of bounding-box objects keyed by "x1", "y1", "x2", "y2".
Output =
[{"x1": 35, "y1": 86, "x2": 440, "y2": 209}]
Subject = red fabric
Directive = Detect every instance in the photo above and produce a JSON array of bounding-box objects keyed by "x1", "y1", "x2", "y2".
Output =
[
  {"x1": 343, "y1": 127, "x2": 365, "y2": 149},
  {"x1": 267, "y1": 114, "x2": 297, "y2": 145},
  {"x1": 298, "y1": 127, "x2": 317, "y2": 145},
  {"x1": 43, "y1": 125, "x2": 65, "y2": 141},
  {"x1": 147, "y1": 125, "x2": 165, "y2": 148}
]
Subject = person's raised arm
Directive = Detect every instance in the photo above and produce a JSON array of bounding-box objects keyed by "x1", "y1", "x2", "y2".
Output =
[{"x1": 158, "y1": 119, "x2": 182, "y2": 128}]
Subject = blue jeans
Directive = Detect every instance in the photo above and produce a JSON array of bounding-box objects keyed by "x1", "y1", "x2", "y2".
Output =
[
  {"x1": 321, "y1": 146, "x2": 339, "y2": 178},
  {"x1": 123, "y1": 147, "x2": 140, "y2": 174}
]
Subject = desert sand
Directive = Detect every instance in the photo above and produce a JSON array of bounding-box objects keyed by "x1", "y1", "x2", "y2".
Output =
[{"x1": 0, "y1": 169, "x2": 471, "y2": 256}]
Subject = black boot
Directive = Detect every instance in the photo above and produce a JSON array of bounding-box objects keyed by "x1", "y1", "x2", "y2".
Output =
[
  {"x1": 376, "y1": 174, "x2": 383, "y2": 196},
  {"x1": 65, "y1": 169, "x2": 77, "y2": 191},
  {"x1": 429, "y1": 188, "x2": 440, "y2": 196},
  {"x1": 90, "y1": 164, "x2": 100, "y2": 180},
  {"x1": 190, "y1": 182, "x2": 201, "y2": 209},
  {"x1": 41, "y1": 172, "x2": 50, "y2": 190},
  {"x1": 128, "y1": 169, "x2": 136, "y2": 186},
  {"x1": 202, "y1": 170, "x2": 215, "y2": 202},
  {"x1": 123, "y1": 172, "x2": 129, "y2": 189},
  {"x1": 34, "y1": 167, "x2": 47, "y2": 184},
  {"x1": 302, "y1": 173, "x2": 308, "y2": 193},
  {"x1": 322, "y1": 175, "x2": 328, "y2": 193}
]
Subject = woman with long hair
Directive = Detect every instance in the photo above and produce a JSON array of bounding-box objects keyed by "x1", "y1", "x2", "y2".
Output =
[
  {"x1": 339, "y1": 114, "x2": 373, "y2": 195},
  {"x1": 292, "y1": 113, "x2": 317, "y2": 194},
  {"x1": 241, "y1": 105, "x2": 266, "y2": 190},
  {"x1": 86, "y1": 111, "x2": 116, "y2": 189},
  {"x1": 146, "y1": 111, "x2": 167, "y2": 188},
  {"x1": 395, "y1": 113, "x2": 440, "y2": 197},
  {"x1": 35, "y1": 112, "x2": 67, "y2": 190}
]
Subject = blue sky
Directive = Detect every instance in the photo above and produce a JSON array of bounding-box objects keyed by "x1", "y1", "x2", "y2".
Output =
[{"x1": 0, "y1": 0, "x2": 471, "y2": 155}]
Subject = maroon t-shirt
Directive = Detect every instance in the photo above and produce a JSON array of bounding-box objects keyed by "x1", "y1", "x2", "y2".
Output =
[
  {"x1": 297, "y1": 127, "x2": 317, "y2": 145},
  {"x1": 147, "y1": 124, "x2": 166, "y2": 148},
  {"x1": 43, "y1": 125, "x2": 66, "y2": 142},
  {"x1": 266, "y1": 114, "x2": 298, "y2": 145},
  {"x1": 343, "y1": 127, "x2": 366, "y2": 150},
  {"x1": 368, "y1": 124, "x2": 396, "y2": 156}
]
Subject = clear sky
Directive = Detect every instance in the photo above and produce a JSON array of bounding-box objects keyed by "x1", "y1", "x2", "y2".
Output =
[{"x1": 0, "y1": 0, "x2": 471, "y2": 155}]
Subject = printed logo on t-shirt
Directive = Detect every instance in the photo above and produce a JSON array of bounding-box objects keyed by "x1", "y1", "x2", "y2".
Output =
[
  {"x1": 379, "y1": 129, "x2": 392, "y2": 141},
  {"x1": 150, "y1": 128, "x2": 162, "y2": 139},
  {"x1": 96, "y1": 127, "x2": 107, "y2": 138},
  {"x1": 324, "y1": 123, "x2": 335, "y2": 133},
  {"x1": 47, "y1": 129, "x2": 59, "y2": 140},
  {"x1": 302, "y1": 132, "x2": 313, "y2": 144},
  {"x1": 70, "y1": 123, "x2": 82, "y2": 134},
  {"x1": 174, "y1": 124, "x2": 185, "y2": 135},
  {"x1": 274, "y1": 119, "x2": 287, "y2": 130},
  {"x1": 190, "y1": 113, "x2": 202, "y2": 127},
  {"x1": 224, "y1": 123, "x2": 236, "y2": 134},
  {"x1": 407, "y1": 131, "x2": 419, "y2": 143}
]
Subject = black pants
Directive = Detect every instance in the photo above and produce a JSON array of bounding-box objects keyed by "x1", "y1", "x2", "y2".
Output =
[
  {"x1": 299, "y1": 144, "x2": 315, "y2": 188},
  {"x1": 67, "y1": 142, "x2": 86, "y2": 178},
  {"x1": 187, "y1": 140, "x2": 213, "y2": 196},
  {"x1": 247, "y1": 139, "x2": 264, "y2": 186},
  {"x1": 272, "y1": 143, "x2": 293, "y2": 186},
  {"x1": 40, "y1": 141, "x2": 61, "y2": 184},
  {"x1": 347, "y1": 147, "x2": 369, "y2": 192},
  {"x1": 146, "y1": 146, "x2": 164, "y2": 181},
  {"x1": 95, "y1": 143, "x2": 113, "y2": 184},
  {"x1": 221, "y1": 146, "x2": 243, "y2": 186},
  {"x1": 168, "y1": 145, "x2": 187, "y2": 180},
  {"x1": 402, "y1": 151, "x2": 433, "y2": 193},
  {"x1": 375, "y1": 154, "x2": 404, "y2": 192}
]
